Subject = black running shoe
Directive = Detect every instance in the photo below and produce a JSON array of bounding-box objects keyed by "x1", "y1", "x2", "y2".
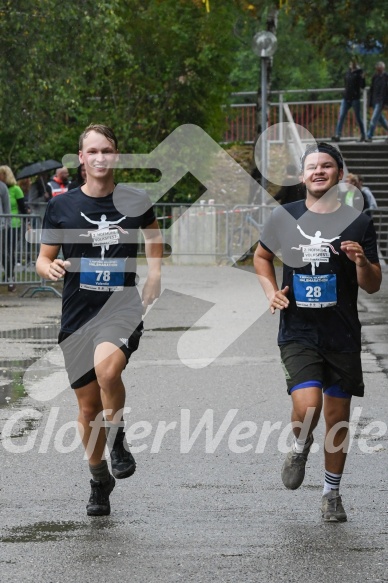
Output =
[
  {"x1": 86, "y1": 474, "x2": 115, "y2": 516},
  {"x1": 110, "y1": 430, "x2": 136, "y2": 480}
]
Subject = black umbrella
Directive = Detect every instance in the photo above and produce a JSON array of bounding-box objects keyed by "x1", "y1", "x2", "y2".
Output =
[{"x1": 16, "y1": 159, "x2": 63, "y2": 180}]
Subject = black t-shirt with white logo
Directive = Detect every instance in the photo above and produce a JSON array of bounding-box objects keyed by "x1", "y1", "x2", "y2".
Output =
[
  {"x1": 41, "y1": 186, "x2": 155, "y2": 333},
  {"x1": 260, "y1": 200, "x2": 379, "y2": 352}
]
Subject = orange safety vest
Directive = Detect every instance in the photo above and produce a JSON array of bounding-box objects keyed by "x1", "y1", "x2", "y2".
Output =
[{"x1": 48, "y1": 177, "x2": 68, "y2": 197}]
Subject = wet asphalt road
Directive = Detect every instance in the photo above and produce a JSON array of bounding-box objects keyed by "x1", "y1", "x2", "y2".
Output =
[{"x1": 0, "y1": 265, "x2": 387, "y2": 583}]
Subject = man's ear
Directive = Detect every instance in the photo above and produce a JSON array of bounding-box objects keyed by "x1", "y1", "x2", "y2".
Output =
[{"x1": 338, "y1": 168, "x2": 344, "y2": 182}]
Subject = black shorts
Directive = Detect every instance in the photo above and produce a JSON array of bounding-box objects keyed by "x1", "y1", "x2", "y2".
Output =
[
  {"x1": 279, "y1": 342, "x2": 364, "y2": 397},
  {"x1": 59, "y1": 321, "x2": 143, "y2": 389}
]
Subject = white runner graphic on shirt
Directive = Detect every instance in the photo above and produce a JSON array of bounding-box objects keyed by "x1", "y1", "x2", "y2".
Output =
[
  {"x1": 292, "y1": 224, "x2": 340, "y2": 275},
  {"x1": 79, "y1": 212, "x2": 128, "y2": 259}
]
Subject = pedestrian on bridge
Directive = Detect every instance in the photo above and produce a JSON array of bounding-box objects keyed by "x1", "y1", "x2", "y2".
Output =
[
  {"x1": 365, "y1": 61, "x2": 388, "y2": 142},
  {"x1": 332, "y1": 59, "x2": 366, "y2": 142}
]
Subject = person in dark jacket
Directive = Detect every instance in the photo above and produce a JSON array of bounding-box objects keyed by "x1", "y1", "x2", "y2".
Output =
[
  {"x1": 332, "y1": 59, "x2": 366, "y2": 142},
  {"x1": 68, "y1": 163, "x2": 86, "y2": 191},
  {"x1": 274, "y1": 164, "x2": 305, "y2": 205},
  {"x1": 365, "y1": 61, "x2": 388, "y2": 141}
]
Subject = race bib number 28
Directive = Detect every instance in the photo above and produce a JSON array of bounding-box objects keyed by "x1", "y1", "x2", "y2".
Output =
[{"x1": 293, "y1": 273, "x2": 337, "y2": 308}]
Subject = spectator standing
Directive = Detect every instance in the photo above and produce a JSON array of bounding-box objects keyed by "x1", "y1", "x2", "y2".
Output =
[
  {"x1": 27, "y1": 172, "x2": 52, "y2": 219},
  {"x1": 338, "y1": 173, "x2": 368, "y2": 211},
  {"x1": 357, "y1": 174, "x2": 378, "y2": 216},
  {"x1": 68, "y1": 163, "x2": 86, "y2": 191},
  {"x1": 0, "y1": 166, "x2": 28, "y2": 292},
  {"x1": 17, "y1": 177, "x2": 32, "y2": 204},
  {"x1": 332, "y1": 59, "x2": 366, "y2": 142},
  {"x1": 274, "y1": 164, "x2": 305, "y2": 205},
  {"x1": 365, "y1": 61, "x2": 388, "y2": 141},
  {"x1": 0, "y1": 178, "x2": 11, "y2": 288},
  {"x1": 47, "y1": 166, "x2": 70, "y2": 197}
]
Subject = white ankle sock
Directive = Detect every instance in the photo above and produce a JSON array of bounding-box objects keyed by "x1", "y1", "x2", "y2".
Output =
[
  {"x1": 323, "y1": 470, "x2": 342, "y2": 495},
  {"x1": 294, "y1": 435, "x2": 310, "y2": 453}
]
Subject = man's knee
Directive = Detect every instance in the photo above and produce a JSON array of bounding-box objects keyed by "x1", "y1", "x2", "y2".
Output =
[
  {"x1": 324, "y1": 400, "x2": 351, "y2": 429},
  {"x1": 78, "y1": 402, "x2": 104, "y2": 423},
  {"x1": 95, "y1": 360, "x2": 123, "y2": 389}
]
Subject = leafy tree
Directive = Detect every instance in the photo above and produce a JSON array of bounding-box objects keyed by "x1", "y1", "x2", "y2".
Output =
[{"x1": 0, "y1": 0, "x2": 244, "y2": 174}]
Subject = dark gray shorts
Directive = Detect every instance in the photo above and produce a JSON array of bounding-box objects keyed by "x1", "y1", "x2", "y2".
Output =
[
  {"x1": 59, "y1": 322, "x2": 143, "y2": 389},
  {"x1": 279, "y1": 342, "x2": 364, "y2": 397}
]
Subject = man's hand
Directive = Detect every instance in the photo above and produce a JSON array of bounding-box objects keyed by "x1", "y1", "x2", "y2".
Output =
[
  {"x1": 46, "y1": 259, "x2": 71, "y2": 281},
  {"x1": 269, "y1": 285, "x2": 290, "y2": 314},
  {"x1": 141, "y1": 272, "x2": 161, "y2": 313},
  {"x1": 340, "y1": 240, "x2": 368, "y2": 267}
]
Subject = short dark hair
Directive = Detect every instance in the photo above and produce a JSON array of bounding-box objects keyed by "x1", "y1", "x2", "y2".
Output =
[
  {"x1": 300, "y1": 142, "x2": 344, "y2": 172},
  {"x1": 79, "y1": 124, "x2": 118, "y2": 151}
]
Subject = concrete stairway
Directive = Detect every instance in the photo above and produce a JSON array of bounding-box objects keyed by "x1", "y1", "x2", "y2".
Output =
[
  {"x1": 338, "y1": 141, "x2": 388, "y2": 262},
  {"x1": 338, "y1": 141, "x2": 388, "y2": 205},
  {"x1": 339, "y1": 141, "x2": 388, "y2": 206}
]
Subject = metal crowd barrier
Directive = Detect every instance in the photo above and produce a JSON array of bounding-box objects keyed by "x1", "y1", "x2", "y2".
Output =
[
  {"x1": 369, "y1": 207, "x2": 388, "y2": 264},
  {"x1": 0, "y1": 213, "x2": 61, "y2": 296},
  {"x1": 2, "y1": 206, "x2": 385, "y2": 292},
  {"x1": 152, "y1": 203, "x2": 230, "y2": 264},
  {"x1": 227, "y1": 204, "x2": 273, "y2": 263},
  {"x1": 152, "y1": 202, "x2": 273, "y2": 264}
]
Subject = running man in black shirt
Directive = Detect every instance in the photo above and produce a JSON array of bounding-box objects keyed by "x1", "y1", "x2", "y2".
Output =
[
  {"x1": 254, "y1": 142, "x2": 381, "y2": 521},
  {"x1": 36, "y1": 124, "x2": 163, "y2": 516}
]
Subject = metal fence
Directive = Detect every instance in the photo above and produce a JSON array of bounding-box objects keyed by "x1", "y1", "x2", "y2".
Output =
[
  {"x1": 152, "y1": 203, "x2": 230, "y2": 264},
  {"x1": 224, "y1": 87, "x2": 382, "y2": 144},
  {"x1": 370, "y1": 207, "x2": 388, "y2": 264},
  {"x1": 1, "y1": 205, "x2": 386, "y2": 293},
  {"x1": 0, "y1": 213, "x2": 61, "y2": 296}
]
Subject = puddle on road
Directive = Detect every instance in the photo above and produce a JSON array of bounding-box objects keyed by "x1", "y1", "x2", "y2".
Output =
[
  {"x1": 0, "y1": 324, "x2": 60, "y2": 343},
  {"x1": 146, "y1": 326, "x2": 208, "y2": 332},
  {"x1": 0, "y1": 324, "x2": 59, "y2": 408},
  {"x1": 0, "y1": 519, "x2": 117, "y2": 543},
  {"x1": 0, "y1": 521, "x2": 92, "y2": 543},
  {"x1": 0, "y1": 360, "x2": 35, "y2": 408}
]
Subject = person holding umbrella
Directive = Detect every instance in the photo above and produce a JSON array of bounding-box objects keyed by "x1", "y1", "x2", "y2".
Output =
[{"x1": 16, "y1": 160, "x2": 62, "y2": 219}]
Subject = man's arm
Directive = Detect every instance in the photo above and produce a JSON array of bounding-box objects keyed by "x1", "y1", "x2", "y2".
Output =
[
  {"x1": 254, "y1": 243, "x2": 289, "y2": 314},
  {"x1": 141, "y1": 219, "x2": 163, "y2": 310},
  {"x1": 340, "y1": 240, "x2": 382, "y2": 294},
  {"x1": 36, "y1": 243, "x2": 69, "y2": 281}
]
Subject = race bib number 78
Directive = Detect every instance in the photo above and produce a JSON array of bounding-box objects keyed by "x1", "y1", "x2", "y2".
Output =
[{"x1": 80, "y1": 258, "x2": 125, "y2": 291}]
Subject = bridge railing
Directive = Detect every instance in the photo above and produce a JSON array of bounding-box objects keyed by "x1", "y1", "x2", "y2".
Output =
[{"x1": 223, "y1": 87, "x2": 381, "y2": 144}]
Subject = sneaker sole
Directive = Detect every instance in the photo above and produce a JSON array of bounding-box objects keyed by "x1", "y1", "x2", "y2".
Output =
[
  {"x1": 322, "y1": 514, "x2": 347, "y2": 523},
  {"x1": 87, "y1": 505, "x2": 111, "y2": 516},
  {"x1": 112, "y1": 464, "x2": 136, "y2": 480}
]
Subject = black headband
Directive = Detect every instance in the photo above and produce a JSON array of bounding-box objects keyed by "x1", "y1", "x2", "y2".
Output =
[{"x1": 300, "y1": 143, "x2": 344, "y2": 171}]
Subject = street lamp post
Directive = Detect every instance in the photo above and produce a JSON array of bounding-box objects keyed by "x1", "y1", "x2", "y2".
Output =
[{"x1": 252, "y1": 30, "x2": 277, "y2": 193}]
